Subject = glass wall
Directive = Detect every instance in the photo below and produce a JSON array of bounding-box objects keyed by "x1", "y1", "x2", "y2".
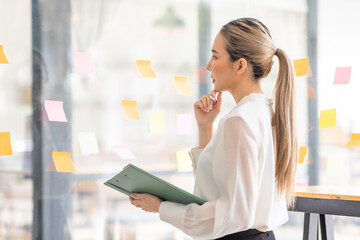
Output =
[{"x1": 0, "y1": 0, "x2": 359, "y2": 239}]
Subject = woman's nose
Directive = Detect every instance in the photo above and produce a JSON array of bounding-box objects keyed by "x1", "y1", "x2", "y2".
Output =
[{"x1": 206, "y1": 59, "x2": 212, "y2": 71}]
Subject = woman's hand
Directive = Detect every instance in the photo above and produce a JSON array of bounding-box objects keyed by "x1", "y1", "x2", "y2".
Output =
[
  {"x1": 129, "y1": 193, "x2": 163, "y2": 213},
  {"x1": 194, "y1": 90, "x2": 222, "y2": 127}
]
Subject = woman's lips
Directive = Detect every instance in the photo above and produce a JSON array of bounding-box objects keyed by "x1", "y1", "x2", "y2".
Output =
[{"x1": 212, "y1": 79, "x2": 215, "y2": 83}]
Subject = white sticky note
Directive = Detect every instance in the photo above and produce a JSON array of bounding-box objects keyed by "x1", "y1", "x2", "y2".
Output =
[
  {"x1": 177, "y1": 114, "x2": 192, "y2": 135},
  {"x1": 78, "y1": 132, "x2": 99, "y2": 154},
  {"x1": 112, "y1": 145, "x2": 136, "y2": 159},
  {"x1": 327, "y1": 157, "x2": 345, "y2": 177}
]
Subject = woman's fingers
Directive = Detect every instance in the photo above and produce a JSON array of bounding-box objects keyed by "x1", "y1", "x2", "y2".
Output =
[
  {"x1": 194, "y1": 94, "x2": 220, "y2": 113},
  {"x1": 200, "y1": 96, "x2": 208, "y2": 111}
]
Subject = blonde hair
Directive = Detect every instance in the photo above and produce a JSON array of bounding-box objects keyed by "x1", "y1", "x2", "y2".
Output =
[{"x1": 220, "y1": 18, "x2": 298, "y2": 207}]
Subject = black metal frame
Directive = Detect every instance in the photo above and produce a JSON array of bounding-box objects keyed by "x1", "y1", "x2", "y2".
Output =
[{"x1": 289, "y1": 196, "x2": 360, "y2": 240}]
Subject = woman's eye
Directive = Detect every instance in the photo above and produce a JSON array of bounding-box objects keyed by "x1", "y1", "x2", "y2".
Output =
[{"x1": 212, "y1": 55, "x2": 217, "y2": 59}]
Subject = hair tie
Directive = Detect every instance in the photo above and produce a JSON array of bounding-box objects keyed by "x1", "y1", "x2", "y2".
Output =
[{"x1": 275, "y1": 48, "x2": 279, "y2": 56}]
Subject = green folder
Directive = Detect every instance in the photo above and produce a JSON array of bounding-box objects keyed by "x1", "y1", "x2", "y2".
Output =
[{"x1": 104, "y1": 164, "x2": 206, "y2": 205}]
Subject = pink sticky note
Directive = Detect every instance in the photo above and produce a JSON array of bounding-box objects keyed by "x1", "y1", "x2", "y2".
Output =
[
  {"x1": 74, "y1": 52, "x2": 95, "y2": 73},
  {"x1": 112, "y1": 145, "x2": 136, "y2": 159},
  {"x1": 38, "y1": 107, "x2": 49, "y2": 122},
  {"x1": 177, "y1": 114, "x2": 192, "y2": 135},
  {"x1": 333, "y1": 67, "x2": 351, "y2": 84},
  {"x1": 44, "y1": 100, "x2": 68, "y2": 122}
]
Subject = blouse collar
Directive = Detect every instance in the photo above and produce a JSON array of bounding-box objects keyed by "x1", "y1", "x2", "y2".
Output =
[{"x1": 235, "y1": 93, "x2": 272, "y2": 108}]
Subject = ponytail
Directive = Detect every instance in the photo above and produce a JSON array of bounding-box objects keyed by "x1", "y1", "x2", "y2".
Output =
[{"x1": 273, "y1": 48, "x2": 298, "y2": 208}]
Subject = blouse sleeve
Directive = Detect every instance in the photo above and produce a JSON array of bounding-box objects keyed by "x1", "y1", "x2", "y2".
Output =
[{"x1": 159, "y1": 117, "x2": 260, "y2": 239}]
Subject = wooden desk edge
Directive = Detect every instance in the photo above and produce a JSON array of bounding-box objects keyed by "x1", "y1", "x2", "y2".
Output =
[{"x1": 295, "y1": 192, "x2": 360, "y2": 201}]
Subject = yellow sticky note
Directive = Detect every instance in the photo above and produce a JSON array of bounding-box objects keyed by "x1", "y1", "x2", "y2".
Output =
[
  {"x1": 293, "y1": 57, "x2": 309, "y2": 77},
  {"x1": 121, "y1": 100, "x2": 140, "y2": 120},
  {"x1": 345, "y1": 133, "x2": 360, "y2": 148},
  {"x1": 326, "y1": 157, "x2": 345, "y2": 177},
  {"x1": 0, "y1": 132, "x2": 13, "y2": 156},
  {"x1": 298, "y1": 146, "x2": 307, "y2": 164},
  {"x1": 136, "y1": 60, "x2": 156, "y2": 78},
  {"x1": 174, "y1": 76, "x2": 192, "y2": 95},
  {"x1": 319, "y1": 109, "x2": 336, "y2": 129},
  {"x1": 52, "y1": 152, "x2": 76, "y2": 172},
  {"x1": 176, "y1": 151, "x2": 192, "y2": 172},
  {"x1": 149, "y1": 113, "x2": 164, "y2": 134},
  {"x1": 0, "y1": 45, "x2": 9, "y2": 64}
]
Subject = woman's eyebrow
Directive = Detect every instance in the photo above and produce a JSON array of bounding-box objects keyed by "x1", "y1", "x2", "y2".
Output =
[{"x1": 211, "y1": 49, "x2": 218, "y2": 54}]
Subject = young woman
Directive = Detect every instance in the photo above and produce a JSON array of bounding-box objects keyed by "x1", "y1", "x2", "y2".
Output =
[{"x1": 129, "y1": 18, "x2": 298, "y2": 240}]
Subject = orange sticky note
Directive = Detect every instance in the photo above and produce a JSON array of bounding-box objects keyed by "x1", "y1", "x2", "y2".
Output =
[
  {"x1": 298, "y1": 146, "x2": 307, "y2": 164},
  {"x1": 121, "y1": 100, "x2": 140, "y2": 120},
  {"x1": 319, "y1": 109, "x2": 336, "y2": 129},
  {"x1": 176, "y1": 151, "x2": 192, "y2": 172},
  {"x1": 0, "y1": 45, "x2": 9, "y2": 64},
  {"x1": 345, "y1": 133, "x2": 360, "y2": 148},
  {"x1": 308, "y1": 83, "x2": 316, "y2": 99},
  {"x1": 136, "y1": 60, "x2": 156, "y2": 78},
  {"x1": 174, "y1": 76, "x2": 192, "y2": 95},
  {"x1": 52, "y1": 152, "x2": 76, "y2": 172},
  {"x1": 149, "y1": 113, "x2": 164, "y2": 134},
  {"x1": 0, "y1": 132, "x2": 13, "y2": 156},
  {"x1": 293, "y1": 57, "x2": 309, "y2": 77}
]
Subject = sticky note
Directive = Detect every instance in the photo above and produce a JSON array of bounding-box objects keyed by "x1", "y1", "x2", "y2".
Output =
[
  {"x1": 326, "y1": 157, "x2": 345, "y2": 177},
  {"x1": 136, "y1": 60, "x2": 156, "y2": 78},
  {"x1": 176, "y1": 151, "x2": 192, "y2": 172},
  {"x1": 306, "y1": 65, "x2": 312, "y2": 77},
  {"x1": 345, "y1": 133, "x2": 360, "y2": 148},
  {"x1": 0, "y1": 132, "x2": 13, "y2": 156},
  {"x1": 149, "y1": 113, "x2": 164, "y2": 134},
  {"x1": 308, "y1": 83, "x2": 316, "y2": 99},
  {"x1": 174, "y1": 76, "x2": 192, "y2": 95},
  {"x1": 46, "y1": 159, "x2": 57, "y2": 172},
  {"x1": 296, "y1": 182, "x2": 307, "y2": 187},
  {"x1": 52, "y1": 152, "x2": 76, "y2": 172},
  {"x1": 0, "y1": 45, "x2": 9, "y2": 64},
  {"x1": 298, "y1": 146, "x2": 307, "y2": 164},
  {"x1": 38, "y1": 107, "x2": 49, "y2": 122},
  {"x1": 121, "y1": 100, "x2": 140, "y2": 120},
  {"x1": 177, "y1": 114, "x2": 192, "y2": 135},
  {"x1": 78, "y1": 132, "x2": 99, "y2": 154},
  {"x1": 198, "y1": 66, "x2": 207, "y2": 83},
  {"x1": 74, "y1": 52, "x2": 95, "y2": 73},
  {"x1": 293, "y1": 57, "x2": 309, "y2": 77},
  {"x1": 44, "y1": 100, "x2": 68, "y2": 122},
  {"x1": 319, "y1": 109, "x2": 336, "y2": 129},
  {"x1": 333, "y1": 67, "x2": 351, "y2": 85},
  {"x1": 112, "y1": 145, "x2": 136, "y2": 159}
]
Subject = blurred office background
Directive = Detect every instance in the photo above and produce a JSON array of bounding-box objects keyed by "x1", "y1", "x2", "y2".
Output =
[{"x1": 1, "y1": 0, "x2": 360, "y2": 239}]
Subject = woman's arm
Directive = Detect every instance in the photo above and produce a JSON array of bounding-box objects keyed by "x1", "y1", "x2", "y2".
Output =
[{"x1": 194, "y1": 91, "x2": 222, "y2": 149}]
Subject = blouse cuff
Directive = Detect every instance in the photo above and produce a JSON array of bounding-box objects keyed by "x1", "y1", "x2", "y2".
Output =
[
  {"x1": 188, "y1": 148, "x2": 203, "y2": 172},
  {"x1": 159, "y1": 201, "x2": 188, "y2": 230}
]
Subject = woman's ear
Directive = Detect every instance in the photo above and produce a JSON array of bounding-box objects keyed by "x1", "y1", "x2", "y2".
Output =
[{"x1": 235, "y1": 58, "x2": 248, "y2": 75}]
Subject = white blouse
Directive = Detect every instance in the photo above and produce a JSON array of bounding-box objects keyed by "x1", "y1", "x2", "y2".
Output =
[{"x1": 159, "y1": 93, "x2": 288, "y2": 239}]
